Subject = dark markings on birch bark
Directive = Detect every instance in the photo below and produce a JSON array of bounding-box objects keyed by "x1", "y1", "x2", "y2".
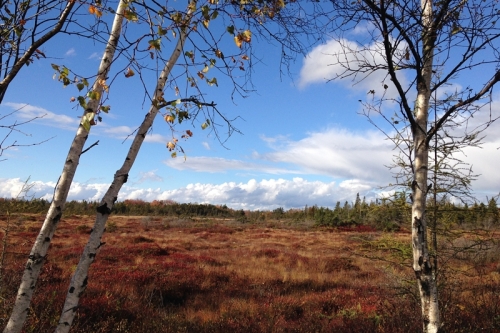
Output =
[
  {"x1": 82, "y1": 276, "x2": 88, "y2": 288},
  {"x1": 414, "y1": 216, "x2": 423, "y2": 232},
  {"x1": 96, "y1": 202, "x2": 111, "y2": 215},
  {"x1": 123, "y1": 174, "x2": 128, "y2": 183},
  {"x1": 44, "y1": 237, "x2": 50, "y2": 242},
  {"x1": 69, "y1": 287, "x2": 74, "y2": 293}
]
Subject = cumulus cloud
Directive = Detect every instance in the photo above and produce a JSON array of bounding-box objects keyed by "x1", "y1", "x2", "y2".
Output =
[
  {"x1": 132, "y1": 178, "x2": 379, "y2": 210},
  {"x1": 298, "y1": 38, "x2": 408, "y2": 99},
  {"x1": 259, "y1": 128, "x2": 395, "y2": 182},
  {"x1": 0, "y1": 177, "x2": 379, "y2": 210},
  {"x1": 164, "y1": 128, "x2": 396, "y2": 183},
  {"x1": 0, "y1": 178, "x2": 109, "y2": 202}
]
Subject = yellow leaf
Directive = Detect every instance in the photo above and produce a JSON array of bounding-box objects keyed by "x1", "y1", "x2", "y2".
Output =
[
  {"x1": 242, "y1": 30, "x2": 252, "y2": 42},
  {"x1": 203, "y1": 20, "x2": 209, "y2": 29},
  {"x1": 164, "y1": 114, "x2": 175, "y2": 123},
  {"x1": 97, "y1": 78, "x2": 109, "y2": 92},
  {"x1": 234, "y1": 35, "x2": 242, "y2": 48},
  {"x1": 124, "y1": 9, "x2": 138, "y2": 22},
  {"x1": 202, "y1": 65, "x2": 209, "y2": 73},
  {"x1": 166, "y1": 141, "x2": 176, "y2": 150}
]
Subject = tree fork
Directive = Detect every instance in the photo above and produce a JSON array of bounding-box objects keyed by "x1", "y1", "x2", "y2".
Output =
[
  {"x1": 2, "y1": 2, "x2": 126, "y2": 332},
  {"x1": 55, "y1": 5, "x2": 194, "y2": 331}
]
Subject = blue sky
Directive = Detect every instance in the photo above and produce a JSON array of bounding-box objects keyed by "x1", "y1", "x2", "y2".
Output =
[{"x1": 1, "y1": 5, "x2": 499, "y2": 210}]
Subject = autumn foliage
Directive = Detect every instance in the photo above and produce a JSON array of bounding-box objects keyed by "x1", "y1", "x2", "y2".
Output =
[{"x1": 1, "y1": 212, "x2": 499, "y2": 332}]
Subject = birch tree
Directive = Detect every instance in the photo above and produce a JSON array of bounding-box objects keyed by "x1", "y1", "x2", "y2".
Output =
[
  {"x1": 4, "y1": 0, "x2": 320, "y2": 331},
  {"x1": 54, "y1": 12, "x2": 194, "y2": 332},
  {"x1": 2, "y1": 1, "x2": 128, "y2": 331},
  {"x1": 323, "y1": 0, "x2": 500, "y2": 331},
  {"x1": 56, "y1": 0, "x2": 322, "y2": 330}
]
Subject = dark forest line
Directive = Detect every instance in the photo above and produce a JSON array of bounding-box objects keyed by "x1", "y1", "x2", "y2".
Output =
[{"x1": 1, "y1": 193, "x2": 498, "y2": 231}]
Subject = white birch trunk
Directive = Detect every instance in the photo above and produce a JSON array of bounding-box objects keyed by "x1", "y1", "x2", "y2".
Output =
[
  {"x1": 55, "y1": 10, "x2": 191, "y2": 333},
  {"x1": 412, "y1": 0, "x2": 440, "y2": 332},
  {"x1": 2, "y1": 3, "x2": 126, "y2": 333}
]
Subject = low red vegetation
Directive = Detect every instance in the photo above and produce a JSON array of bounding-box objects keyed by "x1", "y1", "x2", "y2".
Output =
[{"x1": 1, "y1": 215, "x2": 499, "y2": 332}]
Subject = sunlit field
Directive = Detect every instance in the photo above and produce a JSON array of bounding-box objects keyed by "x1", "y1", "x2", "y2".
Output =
[{"x1": 1, "y1": 214, "x2": 499, "y2": 332}]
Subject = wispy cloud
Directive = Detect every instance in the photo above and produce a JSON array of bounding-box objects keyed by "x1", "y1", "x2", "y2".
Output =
[
  {"x1": 4, "y1": 102, "x2": 79, "y2": 130},
  {"x1": 136, "y1": 170, "x2": 163, "y2": 184},
  {"x1": 65, "y1": 48, "x2": 76, "y2": 57},
  {"x1": 164, "y1": 156, "x2": 302, "y2": 175},
  {"x1": 88, "y1": 52, "x2": 100, "y2": 60},
  {"x1": 100, "y1": 125, "x2": 168, "y2": 143}
]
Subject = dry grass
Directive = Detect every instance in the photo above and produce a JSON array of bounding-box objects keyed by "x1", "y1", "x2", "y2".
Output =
[{"x1": 1, "y1": 214, "x2": 499, "y2": 332}]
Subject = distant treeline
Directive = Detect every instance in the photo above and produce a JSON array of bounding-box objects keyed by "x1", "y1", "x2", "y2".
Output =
[{"x1": 0, "y1": 193, "x2": 498, "y2": 230}]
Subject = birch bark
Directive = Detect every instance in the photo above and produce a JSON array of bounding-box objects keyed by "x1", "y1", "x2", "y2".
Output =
[
  {"x1": 55, "y1": 7, "x2": 192, "y2": 332},
  {"x1": 2, "y1": 2, "x2": 126, "y2": 332},
  {"x1": 412, "y1": 0, "x2": 440, "y2": 332}
]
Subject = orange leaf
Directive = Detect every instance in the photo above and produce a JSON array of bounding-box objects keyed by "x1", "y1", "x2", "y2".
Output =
[
  {"x1": 89, "y1": 5, "x2": 102, "y2": 17},
  {"x1": 124, "y1": 67, "x2": 135, "y2": 78}
]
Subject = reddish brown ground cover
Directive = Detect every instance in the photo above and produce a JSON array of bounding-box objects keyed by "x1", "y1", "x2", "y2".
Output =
[{"x1": 1, "y1": 214, "x2": 499, "y2": 332}]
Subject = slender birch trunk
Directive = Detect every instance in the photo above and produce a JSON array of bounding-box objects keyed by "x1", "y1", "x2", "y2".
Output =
[
  {"x1": 412, "y1": 0, "x2": 440, "y2": 332},
  {"x1": 2, "y1": 3, "x2": 126, "y2": 333},
  {"x1": 55, "y1": 9, "x2": 192, "y2": 332}
]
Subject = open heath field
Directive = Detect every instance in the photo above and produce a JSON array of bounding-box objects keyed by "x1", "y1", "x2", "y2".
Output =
[{"x1": 1, "y1": 215, "x2": 499, "y2": 332}]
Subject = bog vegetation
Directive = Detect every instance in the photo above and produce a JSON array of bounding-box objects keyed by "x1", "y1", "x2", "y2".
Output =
[{"x1": 1, "y1": 196, "x2": 499, "y2": 332}]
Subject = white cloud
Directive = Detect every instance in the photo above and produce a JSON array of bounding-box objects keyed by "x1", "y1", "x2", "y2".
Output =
[
  {"x1": 100, "y1": 125, "x2": 168, "y2": 143},
  {"x1": 164, "y1": 128, "x2": 395, "y2": 183},
  {"x1": 136, "y1": 170, "x2": 163, "y2": 184},
  {"x1": 259, "y1": 128, "x2": 395, "y2": 182},
  {"x1": 4, "y1": 102, "x2": 79, "y2": 130},
  {"x1": 65, "y1": 48, "x2": 76, "y2": 57},
  {"x1": 164, "y1": 156, "x2": 301, "y2": 175},
  {"x1": 154, "y1": 178, "x2": 378, "y2": 210},
  {"x1": 202, "y1": 141, "x2": 211, "y2": 150},
  {"x1": 0, "y1": 177, "x2": 378, "y2": 210},
  {"x1": 145, "y1": 133, "x2": 168, "y2": 143},
  {"x1": 0, "y1": 178, "x2": 108, "y2": 202},
  {"x1": 88, "y1": 52, "x2": 100, "y2": 60},
  {"x1": 298, "y1": 38, "x2": 408, "y2": 99}
]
